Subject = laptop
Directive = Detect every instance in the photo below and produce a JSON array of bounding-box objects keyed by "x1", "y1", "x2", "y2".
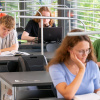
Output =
[{"x1": 38, "y1": 27, "x2": 62, "y2": 43}]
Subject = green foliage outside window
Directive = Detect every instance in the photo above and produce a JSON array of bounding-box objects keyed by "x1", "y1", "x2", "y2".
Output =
[{"x1": 76, "y1": 0, "x2": 100, "y2": 42}]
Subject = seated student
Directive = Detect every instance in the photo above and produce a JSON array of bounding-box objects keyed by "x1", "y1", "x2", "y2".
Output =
[
  {"x1": 93, "y1": 39, "x2": 100, "y2": 67},
  {"x1": 21, "y1": 6, "x2": 56, "y2": 42},
  {"x1": 0, "y1": 15, "x2": 18, "y2": 99},
  {"x1": 0, "y1": 15, "x2": 18, "y2": 53},
  {"x1": 46, "y1": 29, "x2": 100, "y2": 99}
]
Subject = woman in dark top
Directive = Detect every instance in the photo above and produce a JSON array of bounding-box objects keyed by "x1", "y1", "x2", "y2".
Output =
[{"x1": 21, "y1": 6, "x2": 56, "y2": 42}]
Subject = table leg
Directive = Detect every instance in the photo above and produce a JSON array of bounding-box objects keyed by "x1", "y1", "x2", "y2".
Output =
[
  {"x1": 1, "y1": 81, "x2": 7, "y2": 100},
  {"x1": 12, "y1": 87, "x2": 16, "y2": 100}
]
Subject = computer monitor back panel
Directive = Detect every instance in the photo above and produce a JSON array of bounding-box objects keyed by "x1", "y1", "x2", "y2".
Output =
[{"x1": 38, "y1": 27, "x2": 62, "y2": 43}]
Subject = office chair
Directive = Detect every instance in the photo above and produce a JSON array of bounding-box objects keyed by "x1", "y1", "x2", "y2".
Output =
[
  {"x1": 16, "y1": 27, "x2": 24, "y2": 39},
  {"x1": 0, "y1": 61, "x2": 8, "y2": 72},
  {"x1": 46, "y1": 43, "x2": 60, "y2": 52},
  {"x1": 7, "y1": 61, "x2": 19, "y2": 72},
  {"x1": 16, "y1": 27, "x2": 24, "y2": 32},
  {"x1": 0, "y1": 61, "x2": 18, "y2": 72},
  {"x1": 18, "y1": 55, "x2": 48, "y2": 71}
]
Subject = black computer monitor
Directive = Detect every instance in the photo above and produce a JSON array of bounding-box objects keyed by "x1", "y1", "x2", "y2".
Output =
[{"x1": 38, "y1": 27, "x2": 62, "y2": 43}]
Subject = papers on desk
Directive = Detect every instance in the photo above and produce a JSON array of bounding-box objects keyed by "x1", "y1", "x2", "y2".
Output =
[
  {"x1": 0, "y1": 50, "x2": 30, "y2": 56},
  {"x1": 74, "y1": 93, "x2": 100, "y2": 100}
]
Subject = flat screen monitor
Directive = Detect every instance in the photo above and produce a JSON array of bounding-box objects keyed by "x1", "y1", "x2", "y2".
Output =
[{"x1": 38, "y1": 27, "x2": 62, "y2": 43}]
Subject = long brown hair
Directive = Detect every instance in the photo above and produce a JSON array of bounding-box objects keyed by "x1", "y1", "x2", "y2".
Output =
[
  {"x1": 33, "y1": 6, "x2": 54, "y2": 27},
  {"x1": 46, "y1": 29, "x2": 97, "y2": 71}
]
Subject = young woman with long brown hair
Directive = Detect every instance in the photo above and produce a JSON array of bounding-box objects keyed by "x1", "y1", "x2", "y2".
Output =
[
  {"x1": 46, "y1": 29, "x2": 100, "y2": 99},
  {"x1": 21, "y1": 6, "x2": 56, "y2": 42}
]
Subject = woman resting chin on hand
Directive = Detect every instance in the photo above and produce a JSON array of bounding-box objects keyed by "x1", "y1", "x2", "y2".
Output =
[{"x1": 46, "y1": 29, "x2": 100, "y2": 99}]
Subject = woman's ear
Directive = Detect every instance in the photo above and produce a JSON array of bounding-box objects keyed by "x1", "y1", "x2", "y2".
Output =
[{"x1": 67, "y1": 46, "x2": 71, "y2": 52}]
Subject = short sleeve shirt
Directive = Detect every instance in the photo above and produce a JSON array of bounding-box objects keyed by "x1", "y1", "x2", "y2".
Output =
[
  {"x1": 93, "y1": 39, "x2": 100, "y2": 62},
  {"x1": 49, "y1": 60, "x2": 100, "y2": 98},
  {"x1": 25, "y1": 20, "x2": 56, "y2": 37},
  {"x1": 0, "y1": 29, "x2": 19, "y2": 49}
]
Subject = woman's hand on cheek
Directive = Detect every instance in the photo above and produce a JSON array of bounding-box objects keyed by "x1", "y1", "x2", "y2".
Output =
[
  {"x1": 45, "y1": 23, "x2": 50, "y2": 27},
  {"x1": 70, "y1": 51, "x2": 85, "y2": 69},
  {"x1": 70, "y1": 51, "x2": 80, "y2": 64}
]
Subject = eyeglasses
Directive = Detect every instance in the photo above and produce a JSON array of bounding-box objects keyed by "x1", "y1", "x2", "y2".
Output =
[{"x1": 77, "y1": 48, "x2": 91, "y2": 55}]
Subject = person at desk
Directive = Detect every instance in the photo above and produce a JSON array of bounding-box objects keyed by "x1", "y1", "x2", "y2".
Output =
[
  {"x1": 93, "y1": 39, "x2": 100, "y2": 67},
  {"x1": 0, "y1": 15, "x2": 18, "y2": 53},
  {"x1": 46, "y1": 29, "x2": 100, "y2": 99},
  {"x1": 0, "y1": 15, "x2": 18, "y2": 99},
  {"x1": 21, "y1": 6, "x2": 56, "y2": 42}
]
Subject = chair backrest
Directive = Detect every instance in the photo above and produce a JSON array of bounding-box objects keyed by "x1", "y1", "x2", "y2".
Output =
[
  {"x1": 0, "y1": 61, "x2": 18, "y2": 72},
  {"x1": 18, "y1": 55, "x2": 48, "y2": 71},
  {"x1": 0, "y1": 61, "x2": 8, "y2": 72},
  {"x1": 46, "y1": 43, "x2": 60, "y2": 52},
  {"x1": 16, "y1": 27, "x2": 24, "y2": 39},
  {"x1": 7, "y1": 61, "x2": 19, "y2": 72},
  {"x1": 16, "y1": 27, "x2": 24, "y2": 32}
]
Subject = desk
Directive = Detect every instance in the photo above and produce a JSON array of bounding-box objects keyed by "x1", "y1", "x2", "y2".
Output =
[
  {"x1": 19, "y1": 42, "x2": 47, "y2": 52},
  {"x1": 0, "y1": 52, "x2": 54, "y2": 62},
  {"x1": 0, "y1": 56, "x2": 18, "y2": 61},
  {"x1": 0, "y1": 71, "x2": 52, "y2": 100},
  {"x1": 40, "y1": 98, "x2": 65, "y2": 100},
  {"x1": 19, "y1": 42, "x2": 46, "y2": 49}
]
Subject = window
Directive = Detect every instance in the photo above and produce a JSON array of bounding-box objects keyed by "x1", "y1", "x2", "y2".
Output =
[{"x1": 70, "y1": 0, "x2": 100, "y2": 41}]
